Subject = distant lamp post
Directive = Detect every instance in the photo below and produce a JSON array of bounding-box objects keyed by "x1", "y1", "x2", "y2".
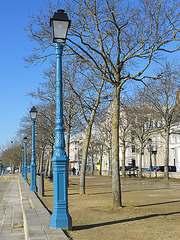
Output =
[
  {"x1": 21, "y1": 147, "x2": 24, "y2": 177},
  {"x1": 148, "y1": 138, "x2": 152, "y2": 178},
  {"x1": 24, "y1": 136, "x2": 28, "y2": 180},
  {"x1": 29, "y1": 106, "x2": 37, "y2": 191},
  {"x1": 11, "y1": 141, "x2": 13, "y2": 174},
  {"x1": 0, "y1": 160, "x2": 1, "y2": 176},
  {"x1": 88, "y1": 157, "x2": 90, "y2": 171},
  {"x1": 50, "y1": 9, "x2": 72, "y2": 230}
]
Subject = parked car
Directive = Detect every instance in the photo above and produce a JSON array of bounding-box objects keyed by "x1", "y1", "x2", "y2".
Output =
[
  {"x1": 155, "y1": 166, "x2": 176, "y2": 172},
  {"x1": 142, "y1": 167, "x2": 157, "y2": 172},
  {"x1": 3, "y1": 169, "x2": 10, "y2": 174},
  {"x1": 169, "y1": 166, "x2": 176, "y2": 172},
  {"x1": 129, "y1": 166, "x2": 138, "y2": 171},
  {"x1": 120, "y1": 166, "x2": 133, "y2": 171}
]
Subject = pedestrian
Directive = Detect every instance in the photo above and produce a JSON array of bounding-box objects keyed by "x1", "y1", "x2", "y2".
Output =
[{"x1": 72, "y1": 167, "x2": 76, "y2": 175}]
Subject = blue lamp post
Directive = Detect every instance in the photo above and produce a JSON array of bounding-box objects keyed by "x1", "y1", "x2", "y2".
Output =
[
  {"x1": 21, "y1": 147, "x2": 24, "y2": 177},
  {"x1": 29, "y1": 106, "x2": 37, "y2": 191},
  {"x1": 11, "y1": 141, "x2": 13, "y2": 174},
  {"x1": 88, "y1": 157, "x2": 90, "y2": 171},
  {"x1": 24, "y1": 136, "x2": 28, "y2": 180},
  {"x1": 148, "y1": 138, "x2": 152, "y2": 178},
  {"x1": 50, "y1": 9, "x2": 72, "y2": 230}
]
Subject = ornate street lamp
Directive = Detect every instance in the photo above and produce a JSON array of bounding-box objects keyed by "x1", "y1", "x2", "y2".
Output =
[
  {"x1": 11, "y1": 141, "x2": 13, "y2": 174},
  {"x1": 148, "y1": 138, "x2": 152, "y2": 178},
  {"x1": 21, "y1": 147, "x2": 24, "y2": 177},
  {"x1": 50, "y1": 9, "x2": 72, "y2": 230},
  {"x1": 24, "y1": 136, "x2": 28, "y2": 180},
  {"x1": 29, "y1": 106, "x2": 37, "y2": 191}
]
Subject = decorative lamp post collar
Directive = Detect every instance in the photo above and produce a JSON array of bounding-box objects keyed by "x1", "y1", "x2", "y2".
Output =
[
  {"x1": 50, "y1": 9, "x2": 71, "y2": 43},
  {"x1": 30, "y1": 106, "x2": 37, "y2": 121}
]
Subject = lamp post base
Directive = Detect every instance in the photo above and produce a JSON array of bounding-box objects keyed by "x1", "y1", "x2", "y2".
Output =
[
  {"x1": 50, "y1": 212, "x2": 72, "y2": 230},
  {"x1": 29, "y1": 164, "x2": 37, "y2": 191},
  {"x1": 29, "y1": 185, "x2": 37, "y2": 191},
  {"x1": 50, "y1": 156, "x2": 72, "y2": 230},
  {"x1": 24, "y1": 166, "x2": 27, "y2": 180}
]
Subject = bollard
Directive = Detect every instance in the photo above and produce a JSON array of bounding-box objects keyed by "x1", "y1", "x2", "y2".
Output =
[{"x1": 38, "y1": 172, "x2": 44, "y2": 197}]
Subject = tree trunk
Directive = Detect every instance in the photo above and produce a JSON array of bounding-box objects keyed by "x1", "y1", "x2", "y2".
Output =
[
  {"x1": 164, "y1": 127, "x2": 170, "y2": 180},
  {"x1": 138, "y1": 142, "x2": 143, "y2": 179},
  {"x1": 48, "y1": 146, "x2": 54, "y2": 178},
  {"x1": 66, "y1": 109, "x2": 71, "y2": 159},
  {"x1": 112, "y1": 85, "x2": 122, "y2": 207},
  {"x1": 45, "y1": 144, "x2": 53, "y2": 178},
  {"x1": 80, "y1": 79, "x2": 105, "y2": 194},
  {"x1": 91, "y1": 153, "x2": 94, "y2": 176},
  {"x1": 109, "y1": 145, "x2": 112, "y2": 176},
  {"x1": 39, "y1": 148, "x2": 44, "y2": 173},
  {"x1": 47, "y1": 160, "x2": 53, "y2": 178},
  {"x1": 122, "y1": 141, "x2": 126, "y2": 177},
  {"x1": 19, "y1": 162, "x2": 22, "y2": 174},
  {"x1": 80, "y1": 121, "x2": 93, "y2": 194},
  {"x1": 66, "y1": 112, "x2": 71, "y2": 186},
  {"x1": 44, "y1": 157, "x2": 49, "y2": 178},
  {"x1": 99, "y1": 145, "x2": 103, "y2": 175}
]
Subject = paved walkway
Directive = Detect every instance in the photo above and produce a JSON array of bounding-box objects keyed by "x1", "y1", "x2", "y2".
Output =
[
  {"x1": 0, "y1": 179, "x2": 25, "y2": 239},
  {"x1": 0, "y1": 176, "x2": 68, "y2": 240}
]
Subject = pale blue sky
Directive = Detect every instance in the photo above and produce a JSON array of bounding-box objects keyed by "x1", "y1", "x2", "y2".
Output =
[{"x1": 0, "y1": 0, "x2": 50, "y2": 148}]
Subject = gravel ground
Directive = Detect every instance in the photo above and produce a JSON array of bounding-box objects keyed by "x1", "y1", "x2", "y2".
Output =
[{"x1": 36, "y1": 175, "x2": 180, "y2": 240}]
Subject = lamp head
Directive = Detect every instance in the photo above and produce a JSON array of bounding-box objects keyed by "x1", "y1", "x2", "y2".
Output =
[
  {"x1": 30, "y1": 106, "x2": 37, "y2": 121},
  {"x1": 50, "y1": 9, "x2": 71, "y2": 43}
]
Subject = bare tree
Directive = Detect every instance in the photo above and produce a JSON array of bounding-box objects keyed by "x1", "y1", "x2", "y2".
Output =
[
  {"x1": 64, "y1": 0, "x2": 180, "y2": 206},
  {"x1": 126, "y1": 96, "x2": 154, "y2": 178},
  {"x1": 0, "y1": 141, "x2": 24, "y2": 172},
  {"x1": 66, "y1": 71, "x2": 105, "y2": 194},
  {"x1": 139, "y1": 62, "x2": 180, "y2": 179},
  {"x1": 25, "y1": 0, "x2": 180, "y2": 206}
]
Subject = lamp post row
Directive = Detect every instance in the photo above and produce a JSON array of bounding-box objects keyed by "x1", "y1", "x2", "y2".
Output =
[
  {"x1": 20, "y1": 9, "x2": 72, "y2": 231},
  {"x1": 3, "y1": 9, "x2": 154, "y2": 232},
  {"x1": 21, "y1": 107, "x2": 37, "y2": 187}
]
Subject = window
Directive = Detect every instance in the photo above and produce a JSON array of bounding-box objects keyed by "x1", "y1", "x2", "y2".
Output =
[
  {"x1": 153, "y1": 137, "x2": 156, "y2": 150},
  {"x1": 171, "y1": 134, "x2": 175, "y2": 144},
  {"x1": 132, "y1": 146, "x2": 135, "y2": 153},
  {"x1": 159, "y1": 153, "x2": 161, "y2": 165},
  {"x1": 157, "y1": 135, "x2": 161, "y2": 147}
]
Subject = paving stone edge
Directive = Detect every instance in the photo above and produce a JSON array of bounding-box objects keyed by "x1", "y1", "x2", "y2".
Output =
[{"x1": 18, "y1": 176, "x2": 69, "y2": 240}]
